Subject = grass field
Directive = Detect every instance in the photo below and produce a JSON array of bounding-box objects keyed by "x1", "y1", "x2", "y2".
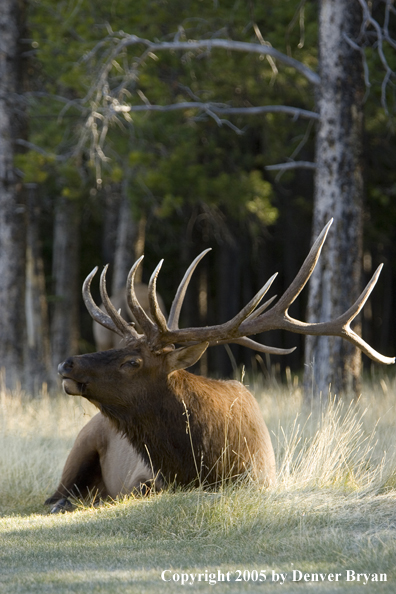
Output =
[{"x1": 1, "y1": 372, "x2": 396, "y2": 593}]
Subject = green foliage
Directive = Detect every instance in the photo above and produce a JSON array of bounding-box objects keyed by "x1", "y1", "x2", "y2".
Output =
[
  {"x1": 23, "y1": 0, "x2": 396, "y2": 364},
  {"x1": 125, "y1": 116, "x2": 278, "y2": 224},
  {"x1": 15, "y1": 151, "x2": 53, "y2": 184},
  {"x1": 246, "y1": 171, "x2": 278, "y2": 225},
  {"x1": 26, "y1": 0, "x2": 318, "y2": 233}
]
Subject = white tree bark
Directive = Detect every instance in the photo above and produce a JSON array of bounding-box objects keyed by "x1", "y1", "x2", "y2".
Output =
[
  {"x1": 304, "y1": 0, "x2": 365, "y2": 397},
  {"x1": 0, "y1": 0, "x2": 27, "y2": 389},
  {"x1": 111, "y1": 184, "x2": 142, "y2": 292}
]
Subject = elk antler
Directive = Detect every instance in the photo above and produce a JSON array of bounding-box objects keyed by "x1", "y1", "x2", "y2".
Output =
[
  {"x1": 168, "y1": 249, "x2": 212, "y2": 331},
  {"x1": 83, "y1": 220, "x2": 395, "y2": 365},
  {"x1": 148, "y1": 220, "x2": 394, "y2": 364},
  {"x1": 165, "y1": 249, "x2": 295, "y2": 355},
  {"x1": 83, "y1": 266, "x2": 139, "y2": 339}
]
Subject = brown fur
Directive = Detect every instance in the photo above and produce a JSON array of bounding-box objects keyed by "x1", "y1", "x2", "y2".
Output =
[{"x1": 53, "y1": 341, "x2": 275, "y2": 502}]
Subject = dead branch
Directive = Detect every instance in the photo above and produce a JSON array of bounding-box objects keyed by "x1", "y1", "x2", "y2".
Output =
[
  {"x1": 91, "y1": 33, "x2": 321, "y2": 93},
  {"x1": 108, "y1": 101, "x2": 319, "y2": 120},
  {"x1": 265, "y1": 161, "x2": 317, "y2": 171},
  {"x1": 355, "y1": 0, "x2": 396, "y2": 114}
]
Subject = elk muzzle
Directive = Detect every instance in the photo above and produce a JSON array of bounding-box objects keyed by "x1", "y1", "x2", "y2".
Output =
[{"x1": 58, "y1": 358, "x2": 87, "y2": 396}]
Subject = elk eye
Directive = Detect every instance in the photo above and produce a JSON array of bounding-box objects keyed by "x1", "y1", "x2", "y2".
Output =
[{"x1": 122, "y1": 358, "x2": 142, "y2": 369}]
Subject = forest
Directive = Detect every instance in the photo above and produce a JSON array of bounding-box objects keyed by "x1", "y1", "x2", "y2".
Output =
[{"x1": 1, "y1": 0, "x2": 396, "y2": 395}]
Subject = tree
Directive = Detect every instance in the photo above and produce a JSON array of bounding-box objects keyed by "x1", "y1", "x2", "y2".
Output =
[
  {"x1": 304, "y1": 0, "x2": 365, "y2": 397},
  {"x1": 23, "y1": 0, "x2": 396, "y2": 392},
  {"x1": 50, "y1": 194, "x2": 81, "y2": 370},
  {"x1": 0, "y1": 0, "x2": 27, "y2": 390},
  {"x1": 24, "y1": 183, "x2": 51, "y2": 393},
  {"x1": 75, "y1": 0, "x2": 396, "y2": 394}
]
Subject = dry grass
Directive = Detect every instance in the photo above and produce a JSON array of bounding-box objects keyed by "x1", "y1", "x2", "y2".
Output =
[
  {"x1": 0, "y1": 373, "x2": 396, "y2": 592},
  {"x1": 0, "y1": 381, "x2": 97, "y2": 515},
  {"x1": 252, "y1": 372, "x2": 396, "y2": 495}
]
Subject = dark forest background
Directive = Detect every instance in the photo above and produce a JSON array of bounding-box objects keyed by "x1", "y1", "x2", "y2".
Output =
[{"x1": 1, "y1": 0, "x2": 396, "y2": 392}]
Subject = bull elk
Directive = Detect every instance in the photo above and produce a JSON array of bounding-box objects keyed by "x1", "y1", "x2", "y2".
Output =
[{"x1": 47, "y1": 220, "x2": 394, "y2": 512}]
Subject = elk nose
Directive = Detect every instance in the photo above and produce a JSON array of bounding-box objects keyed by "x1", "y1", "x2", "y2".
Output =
[{"x1": 58, "y1": 358, "x2": 74, "y2": 376}]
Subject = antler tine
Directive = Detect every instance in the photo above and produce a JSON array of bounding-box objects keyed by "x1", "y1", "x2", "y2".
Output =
[
  {"x1": 82, "y1": 267, "x2": 125, "y2": 337},
  {"x1": 168, "y1": 248, "x2": 212, "y2": 331},
  {"x1": 288, "y1": 265, "x2": 394, "y2": 363},
  {"x1": 342, "y1": 330, "x2": 395, "y2": 364},
  {"x1": 337, "y1": 264, "x2": 383, "y2": 326},
  {"x1": 148, "y1": 260, "x2": 168, "y2": 333},
  {"x1": 274, "y1": 218, "x2": 333, "y2": 313},
  {"x1": 245, "y1": 295, "x2": 277, "y2": 321},
  {"x1": 100, "y1": 265, "x2": 140, "y2": 338},
  {"x1": 161, "y1": 271, "x2": 279, "y2": 346},
  {"x1": 329, "y1": 265, "x2": 395, "y2": 364},
  {"x1": 126, "y1": 256, "x2": 157, "y2": 336},
  {"x1": 213, "y1": 336, "x2": 296, "y2": 356},
  {"x1": 161, "y1": 220, "x2": 394, "y2": 365},
  {"x1": 223, "y1": 273, "x2": 279, "y2": 333},
  {"x1": 236, "y1": 219, "x2": 333, "y2": 336},
  {"x1": 236, "y1": 224, "x2": 395, "y2": 366}
]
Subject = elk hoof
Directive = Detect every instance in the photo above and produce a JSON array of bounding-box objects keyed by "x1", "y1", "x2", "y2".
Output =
[{"x1": 49, "y1": 498, "x2": 75, "y2": 514}]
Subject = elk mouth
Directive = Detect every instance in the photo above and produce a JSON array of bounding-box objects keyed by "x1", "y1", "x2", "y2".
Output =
[
  {"x1": 58, "y1": 361, "x2": 88, "y2": 396},
  {"x1": 61, "y1": 378, "x2": 87, "y2": 396}
]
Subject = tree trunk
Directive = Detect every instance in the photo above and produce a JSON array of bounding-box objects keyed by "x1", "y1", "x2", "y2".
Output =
[
  {"x1": 112, "y1": 184, "x2": 144, "y2": 292},
  {"x1": 50, "y1": 196, "x2": 80, "y2": 371},
  {"x1": 25, "y1": 184, "x2": 51, "y2": 393},
  {"x1": 101, "y1": 184, "x2": 121, "y2": 270},
  {"x1": 0, "y1": 0, "x2": 27, "y2": 390},
  {"x1": 304, "y1": 0, "x2": 365, "y2": 398}
]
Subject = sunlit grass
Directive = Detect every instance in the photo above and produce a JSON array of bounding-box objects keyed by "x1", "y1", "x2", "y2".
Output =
[
  {"x1": 0, "y1": 373, "x2": 396, "y2": 592},
  {"x1": 0, "y1": 380, "x2": 97, "y2": 515}
]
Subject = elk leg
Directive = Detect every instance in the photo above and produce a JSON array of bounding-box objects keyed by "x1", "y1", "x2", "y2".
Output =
[
  {"x1": 48, "y1": 497, "x2": 76, "y2": 514},
  {"x1": 45, "y1": 419, "x2": 107, "y2": 512}
]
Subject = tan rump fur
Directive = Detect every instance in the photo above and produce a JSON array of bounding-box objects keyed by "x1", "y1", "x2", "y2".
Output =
[{"x1": 168, "y1": 372, "x2": 275, "y2": 484}]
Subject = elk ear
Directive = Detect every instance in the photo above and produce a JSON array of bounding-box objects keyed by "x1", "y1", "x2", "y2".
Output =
[{"x1": 164, "y1": 342, "x2": 209, "y2": 373}]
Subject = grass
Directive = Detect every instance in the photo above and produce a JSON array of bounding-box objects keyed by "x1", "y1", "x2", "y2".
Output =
[{"x1": 1, "y1": 373, "x2": 396, "y2": 592}]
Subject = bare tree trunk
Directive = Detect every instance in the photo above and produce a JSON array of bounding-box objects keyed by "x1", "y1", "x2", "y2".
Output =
[
  {"x1": 112, "y1": 184, "x2": 145, "y2": 292},
  {"x1": 101, "y1": 184, "x2": 121, "y2": 269},
  {"x1": 304, "y1": 0, "x2": 364, "y2": 398},
  {"x1": 0, "y1": 0, "x2": 27, "y2": 390},
  {"x1": 25, "y1": 184, "x2": 51, "y2": 393},
  {"x1": 50, "y1": 196, "x2": 80, "y2": 371}
]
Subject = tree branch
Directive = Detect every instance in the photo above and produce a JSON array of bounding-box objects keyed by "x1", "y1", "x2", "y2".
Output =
[
  {"x1": 95, "y1": 33, "x2": 321, "y2": 88},
  {"x1": 108, "y1": 101, "x2": 319, "y2": 120},
  {"x1": 265, "y1": 161, "x2": 317, "y2": 171},
  {"x1": 15, "y1": 139, "x2": 66, "y2": 161},
  {"x1": 356, "y1": 0, "x2": 396, "y2": 114},
  {"x1": 76, "y1": 29, "x2": 321, "y2": 167}
]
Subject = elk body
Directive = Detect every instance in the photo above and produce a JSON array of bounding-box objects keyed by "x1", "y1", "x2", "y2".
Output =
[{"x1": 48, "y1": 221, "x2": 394, "y2": 512}]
